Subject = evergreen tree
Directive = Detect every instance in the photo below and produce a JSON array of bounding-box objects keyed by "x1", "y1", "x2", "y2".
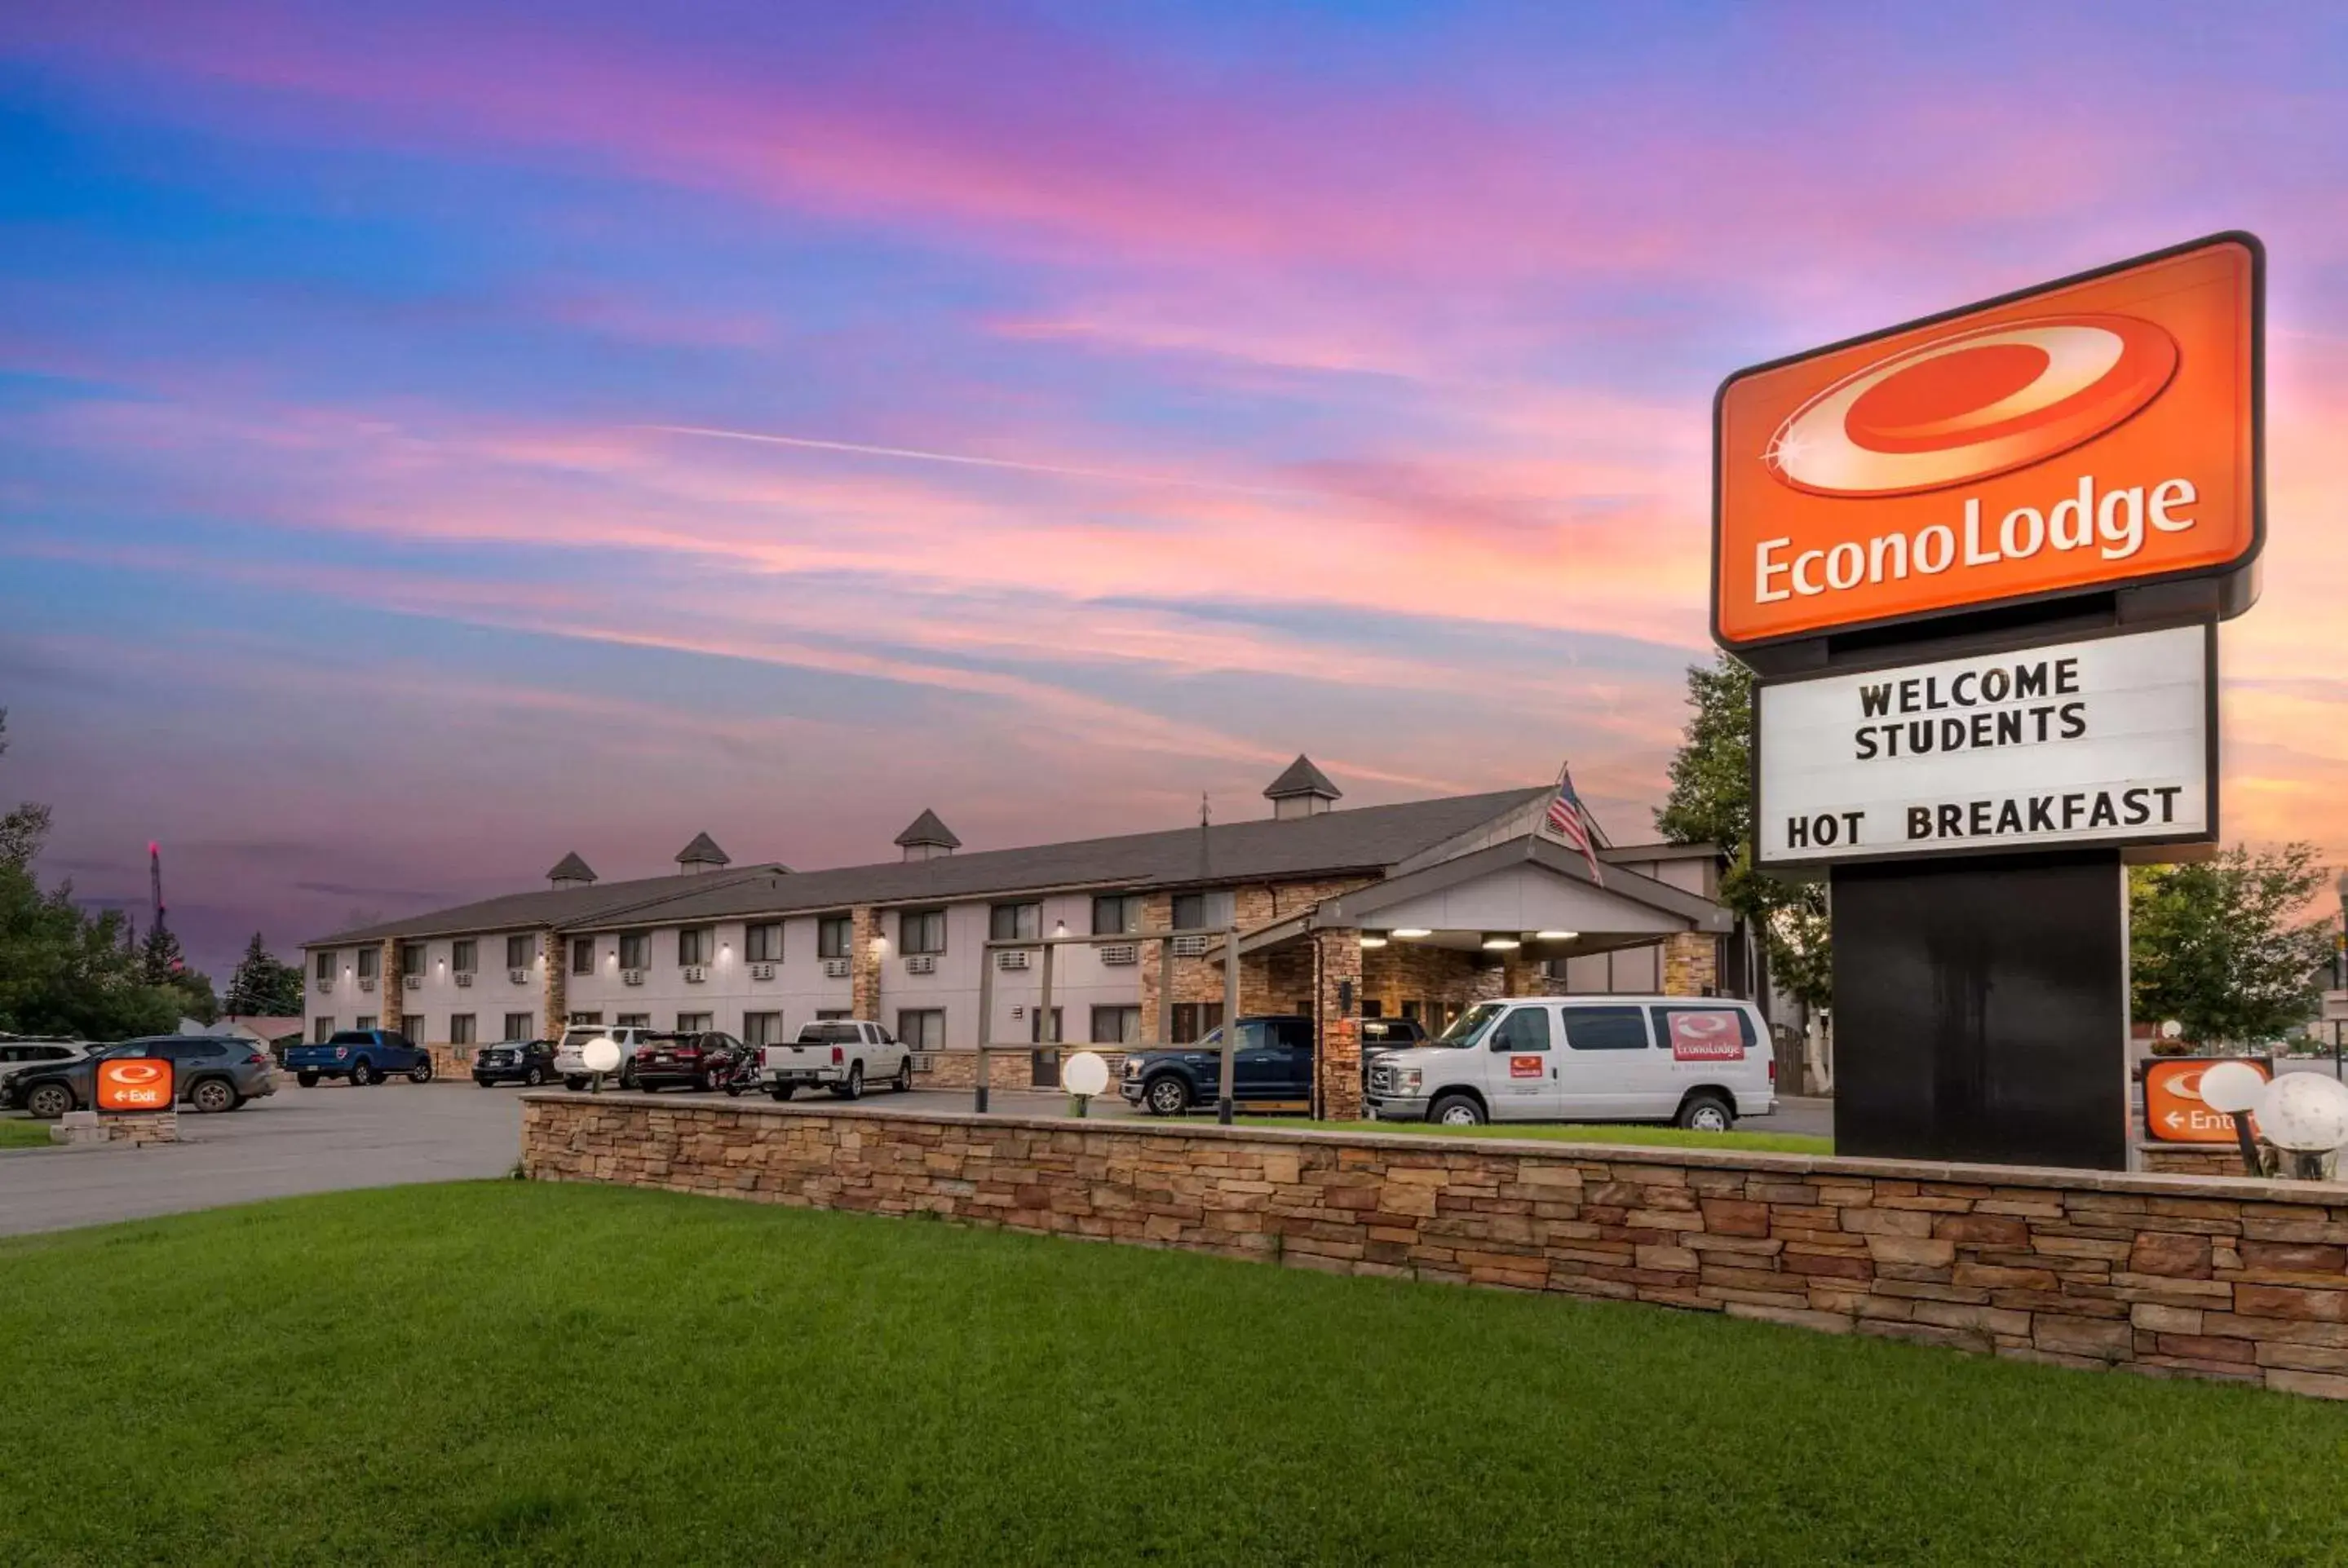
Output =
[
  {"x1": 139, "y1": 919, "x2": 185, "y2": 986},
  {"x1": 224, "y1": 931, "x2": 305, "y2": 1018}
]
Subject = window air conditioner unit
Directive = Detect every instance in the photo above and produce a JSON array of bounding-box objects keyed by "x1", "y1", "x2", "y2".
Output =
[
  {"x1": 822, "y1": 957, "x2": 851, "y2": 979},
  {"x1": 904, "y1": 953, "x2": 935, "y2": 974},
  {"x1": 997, "y1": 950, "x2": 1030, "y2": 972},
  {"x1": 749, "y1": 962, "x2": 776, "y2": 982},
  {"x1": 508, "y1": 967, "x2": 529, "y2": 984},
  {"x1": 314, "y1": 978, "x2": 333, "y2": 994},
  {"x1": 359, "y1": 976, "x2": 377, "y2": 992},
  {"x1": 1172, "y1": 934, "x2": 1211, "y2": 958},
  {"x1": 909, "y1": 1052, "x2": 937, "y2": 1075},
  {"x1": 402, "y1": 974, "x2": 421, "y2": 991},
  {"x1": 1100, "y1": 943, "x2": 1138, "y2": 966},
  {"x1": 683, "y1": 965, "x2": 709, "y2": 984},
  {"x1": 453, "y1": 972, "x2": 472, "y2": 988},
  {"x1": 622, "y1": 969, "x2": 646, "y2": 987}
]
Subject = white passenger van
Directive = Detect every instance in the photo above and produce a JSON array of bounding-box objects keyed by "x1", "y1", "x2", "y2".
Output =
[{"x1": 1363, "y1": 995, "x2": 1775, "y2": 1130}]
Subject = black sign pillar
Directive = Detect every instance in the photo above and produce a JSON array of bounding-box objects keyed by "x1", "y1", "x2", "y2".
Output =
[{"x1": 1831, "y1": 849, "x2": 2129, "y2": 1169}]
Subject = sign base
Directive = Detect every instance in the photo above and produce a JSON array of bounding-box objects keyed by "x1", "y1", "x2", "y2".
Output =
[{"x1": 1831, "y1": 850, "x2": 2128, "y2": 1170}]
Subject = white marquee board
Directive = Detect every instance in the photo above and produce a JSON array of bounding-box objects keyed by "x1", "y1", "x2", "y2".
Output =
[{"x1": 1755, "y1": 622, "x2": 2214, "y2": 867}]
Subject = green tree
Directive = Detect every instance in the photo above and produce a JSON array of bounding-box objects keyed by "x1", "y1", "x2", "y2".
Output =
[
  {"x1": 1653, "y1": 652, "x2": 1832, "y2": 1014},
  {"x1": 0, "y1": 709, "x2": 52, "y2": 871},
  {"x1": 2130, "y1": 844, "x2": 2335, "y2": 1045},
  {"x1": 0, "y1": 868, "x2": 180, "y2": 1039},
  {"x1": 0, "y1": 709, "x2": 192, "y2": 1040},
  {"x1": 224, "y1": 932, "x2": 304, "y2": 1018}
]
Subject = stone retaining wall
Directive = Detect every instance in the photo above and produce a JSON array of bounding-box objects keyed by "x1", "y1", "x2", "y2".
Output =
[{"x1": 520, "y1": 1094, "x2": 2348, "y2": 1399}]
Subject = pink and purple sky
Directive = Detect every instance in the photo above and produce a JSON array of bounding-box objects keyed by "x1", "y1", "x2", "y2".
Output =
[{"x1": 3, "y1": 2, "x2": 2345, "y2": 975}]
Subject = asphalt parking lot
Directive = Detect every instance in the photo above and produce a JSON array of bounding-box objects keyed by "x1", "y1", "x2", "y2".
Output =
[{"x1": 1, "y1": 1080, "x2": 1834, "y2": 1239}]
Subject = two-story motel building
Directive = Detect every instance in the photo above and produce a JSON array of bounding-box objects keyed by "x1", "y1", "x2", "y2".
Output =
[{"x1": 303, "y1": 757, "x2": 1741, "y2": 1118}]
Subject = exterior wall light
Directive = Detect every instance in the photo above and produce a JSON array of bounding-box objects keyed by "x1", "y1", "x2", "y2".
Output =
[
  {"x1": 1480, "y1": 933, "x2": 1522, "y2": 951},
  {"x1": 1359, "y1": 932, "x2": 1389, "y2": 948},
  {"x1": 1392, "y1": 928, "x2": 1433, "y2": 939},
  {"x1": 1534, "y1": 930, "x2": 1578, "y2": 941}
]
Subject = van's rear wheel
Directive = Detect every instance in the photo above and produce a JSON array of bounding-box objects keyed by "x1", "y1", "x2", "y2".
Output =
[
  {"x1": 1428, "y1": 1093, "x2": 1485, "y2": 1127},
  {"x1": 1677, "y1": 1093, "x2": 1735, "y2": 1133}
]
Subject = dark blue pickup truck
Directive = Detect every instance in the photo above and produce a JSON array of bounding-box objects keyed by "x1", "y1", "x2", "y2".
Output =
[
  {"x1": 1119, "y1": 1015, "x2": 1315, "y2": 1115},
  {"x1": 284, "y1": 1029, "x2": 434, "y2": 1088}
]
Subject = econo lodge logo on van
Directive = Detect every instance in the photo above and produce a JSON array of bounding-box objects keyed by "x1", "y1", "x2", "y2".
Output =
[{"x1": 1765, "y1": 315, "x2": 2178, "y2": 498}]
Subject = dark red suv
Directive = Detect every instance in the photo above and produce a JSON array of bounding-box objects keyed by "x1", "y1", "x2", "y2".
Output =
[{"x1": 628, "y1": 1031, "x2": 748, "y2": 1093}]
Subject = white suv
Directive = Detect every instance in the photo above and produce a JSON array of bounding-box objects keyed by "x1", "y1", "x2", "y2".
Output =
[
  {"x1": 1364, "y1": 996, "x2": 1775, "y2": 1130},
  {"x1": 554, "y1": 1025, "x2": 659, "y2": 1091}
]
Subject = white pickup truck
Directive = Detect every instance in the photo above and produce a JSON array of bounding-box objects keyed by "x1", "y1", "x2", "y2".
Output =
[{"x1": 763, "y1": 1019, "x2": 913, "y2": 1102}]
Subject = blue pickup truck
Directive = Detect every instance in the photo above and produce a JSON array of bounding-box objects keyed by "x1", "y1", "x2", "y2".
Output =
[
  {"x1": 1118, "y1": 1015, "x2": 1315, "y2": 1115},
  {"x1": 285, "y1": 1028, "x2": 434, "y2": 1089}
]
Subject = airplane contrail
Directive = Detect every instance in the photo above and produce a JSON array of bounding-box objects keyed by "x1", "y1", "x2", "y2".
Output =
[{"x1": 643, "y1": 424, "x2": 1315, "y2": 498}]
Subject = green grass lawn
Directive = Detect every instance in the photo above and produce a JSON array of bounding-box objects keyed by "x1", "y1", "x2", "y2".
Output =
[
  {"x1": 0, "y1": 1114, "x2": 52, "y2": 1149},
  {"x1": 1320, "y1": 1120, "x2": 1833, "y2": 1155},
  {"x1": 4, "y1": 1184, "x2": 2341, "y2": 1566}
]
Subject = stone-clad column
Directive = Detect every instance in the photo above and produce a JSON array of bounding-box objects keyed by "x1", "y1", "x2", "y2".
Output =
[
  {"x1": 379, "y1": 939, "x2": 404, "y2": 1036},
  {"x1": 1313, "y1": 927, "x2": 1364, "y2": 1120},
  {"x1": 851, "y1": 904, "x2": 882, "y2": 1020},
  {"x1": 542, "y1": 928, "x2": 567, "y2": 1033},
  {"x1": 1662, "y1": 933, "x2": 1718, "y2": 997}
]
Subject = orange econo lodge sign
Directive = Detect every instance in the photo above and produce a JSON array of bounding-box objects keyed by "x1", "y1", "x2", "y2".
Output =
[
  {"x1": 2142, "y1": 1057, "x2": 2270, "y2": 1145},
  {"x1": 95, "y1": 1055, "x2": 175, "y2": 1114},
  {"x1": 1714, "y1": 233, "x2": 2262, "y2": 651}
]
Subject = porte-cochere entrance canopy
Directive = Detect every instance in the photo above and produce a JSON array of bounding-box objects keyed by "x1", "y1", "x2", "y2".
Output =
[{"x1": 1216, "y1": 834, "x2": 1738, "y2": 1118}]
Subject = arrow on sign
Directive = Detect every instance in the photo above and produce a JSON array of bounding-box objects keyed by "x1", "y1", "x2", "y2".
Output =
[{"x1": 2164, "y1": 1111, "x2": 2186, "y2": 1129}]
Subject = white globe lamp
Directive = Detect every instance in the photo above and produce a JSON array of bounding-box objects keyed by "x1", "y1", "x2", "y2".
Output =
[
  {"x1": 582, "y1": 1036, "x2": 621, "y2": 1093},
  {"x1": 1063, "y1": 1049, "x2": 1110, "y2": 1116}
]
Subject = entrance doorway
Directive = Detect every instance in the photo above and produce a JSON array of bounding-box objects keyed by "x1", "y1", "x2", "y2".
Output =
[{"x1": 1029, "y1": 1007, "x2": 1063, "y2": 1088}]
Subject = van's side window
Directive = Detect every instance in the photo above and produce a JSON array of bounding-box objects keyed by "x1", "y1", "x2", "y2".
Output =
[
  {"x1": 1563, "y1": 1006, "x2": 1651, "y2": 1051},
  {"x1": 1492, "y1": 1007, "x2": 1552, "y2": 1052}
]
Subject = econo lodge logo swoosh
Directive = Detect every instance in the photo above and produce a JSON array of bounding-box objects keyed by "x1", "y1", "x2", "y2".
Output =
[
  {"x1": 108, "y1": 1062, "x2": 166, "y2": 1085},
  {"x1": 1765, "y1": 313, "x2": 2178, "y2": 498}
]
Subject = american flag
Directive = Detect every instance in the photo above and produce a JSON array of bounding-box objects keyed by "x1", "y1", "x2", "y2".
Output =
[{"x1": 1544, "y1": 766, "x2": 1603, "y2": 885}]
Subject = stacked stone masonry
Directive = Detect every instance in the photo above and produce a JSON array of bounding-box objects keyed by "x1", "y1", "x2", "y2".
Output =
[{"x1": 522, "y1": 1096, "x2": 2348, "y2": 1400}]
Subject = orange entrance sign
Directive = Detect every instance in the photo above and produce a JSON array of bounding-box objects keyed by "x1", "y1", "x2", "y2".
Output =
[
  {"x1": 95, "y1": 1056, "x2": 175, "y2": 1115},
  {"x1": 2143, "y1": 1058, "x2": 2270, "y2": 1144},
  {"x1": 1714, "y1": 233, "x2": 2262, "y2": 655}
]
